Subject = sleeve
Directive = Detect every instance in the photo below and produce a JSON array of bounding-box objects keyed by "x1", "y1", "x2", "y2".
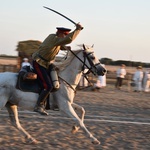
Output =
[
  {"x1": 54, "y1": 29, "x2": 81, "y2": 46},
  {"x1": 123, "y1": 69, "x2": 126, "y2": 76},
  {"x1": 133, "y1": 72, "x2": 137, "y2": 81}
]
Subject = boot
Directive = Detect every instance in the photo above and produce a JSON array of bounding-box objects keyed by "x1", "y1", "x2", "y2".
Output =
[{"x1": 34, "y1": 89, "x2": 50, "y2": 115}]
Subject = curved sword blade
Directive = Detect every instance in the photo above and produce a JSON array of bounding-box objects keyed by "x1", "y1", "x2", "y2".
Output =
[{"x1": 43, "y1": 6, "x2": 76, "y2": 25}]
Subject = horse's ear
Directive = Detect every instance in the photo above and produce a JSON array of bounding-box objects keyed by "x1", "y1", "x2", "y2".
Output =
[
  {"x1": 83, "y1": 44, "x2": 86, "y2": 50},
  {"x1": 92, "y1": 44, "x2": 94, "y2": 48}
]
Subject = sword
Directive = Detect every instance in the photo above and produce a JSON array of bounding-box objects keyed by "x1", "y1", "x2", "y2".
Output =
[{"x1": 43, "y1": 6, "x2": 83, "y2": 29}]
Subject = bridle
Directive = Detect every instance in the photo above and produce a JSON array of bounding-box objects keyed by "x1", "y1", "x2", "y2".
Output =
[
  {"x1": 69, "y1": 49, "x2": 101, "y2": 76},
  {"x1": 70, "y1": 49, "x2": 103, "y2": 87},
  {"x1": 59, "y1": 48, "x2": 104, "y2": 92}
]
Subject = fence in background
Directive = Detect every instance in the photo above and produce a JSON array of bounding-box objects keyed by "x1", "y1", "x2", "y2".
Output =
[{"x1": 0, "y1": 65, "x2": 18, "y2": 73}]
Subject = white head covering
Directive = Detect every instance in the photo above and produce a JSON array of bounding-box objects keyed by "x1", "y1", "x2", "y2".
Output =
[{"x1": 23, "y1": 58, "x2": 28, "y2": 61}]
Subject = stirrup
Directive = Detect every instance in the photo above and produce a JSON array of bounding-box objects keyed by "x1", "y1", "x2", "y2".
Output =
[
  {"x1": 53, "y1": 105, "x2": 59, "y2": 111},
  {"x1": 34, "y1": 106, "x2": 49, "y2": 115}
]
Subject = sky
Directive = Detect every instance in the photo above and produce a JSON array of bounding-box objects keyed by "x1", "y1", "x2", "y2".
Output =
[{"x1": 0, "y1": 0, "x2": 150, "y2": 63}]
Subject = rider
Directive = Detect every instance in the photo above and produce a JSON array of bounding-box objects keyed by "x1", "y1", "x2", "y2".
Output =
[{"x1": 32, "y1": 23, "x2": 83, "y2": 115}]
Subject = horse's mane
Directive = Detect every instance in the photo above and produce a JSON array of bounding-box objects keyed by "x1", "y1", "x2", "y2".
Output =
[{"x1": 54, "y1": 50, "x2": 82, "y2": 71}]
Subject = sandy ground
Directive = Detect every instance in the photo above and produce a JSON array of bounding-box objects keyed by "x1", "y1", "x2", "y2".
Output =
[{"x1": 0, "y1": 85, "x2": 150, "y2": 150}]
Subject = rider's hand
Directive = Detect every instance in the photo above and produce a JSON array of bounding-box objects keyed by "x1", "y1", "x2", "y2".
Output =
[{"x1": 76, "y1": 23, "x2": 83, "y2": 30}]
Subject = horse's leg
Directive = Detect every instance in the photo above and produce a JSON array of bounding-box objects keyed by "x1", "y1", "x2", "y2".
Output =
[
  {"x1": 5, "y1": 102, "x2": 38, "y2": 144},
  {"x1": 71, "y1": 103, "x2": 85, "y2": 134},
  {"x1": 60, "y1": 102, "x2": 100, "y2": 145},
  {"x1": 72, "y1": 103, "x2": 85, "y2": 122}
]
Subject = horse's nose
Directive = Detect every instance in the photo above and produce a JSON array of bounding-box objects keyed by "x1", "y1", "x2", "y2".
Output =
[
  {"x1": 100, "y1": 68, "x2": 107, "y2": 76},
  {"x1": 103, "y1": 68, "x2": 107, "y2": 73}
]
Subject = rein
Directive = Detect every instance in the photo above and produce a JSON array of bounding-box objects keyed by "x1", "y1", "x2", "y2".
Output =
[
  {"x1": 69, "y1": 49, "x2": 97, "y2": 87},
  {"x1": 58, "y1": 76, "x2": 76, "y2": 93},
  {"x1": 59, "y1": 49, "x2": 98, "y2": 92},
  {"x1": 69, "y1": 50, "x2": 97, "y2": 74}
]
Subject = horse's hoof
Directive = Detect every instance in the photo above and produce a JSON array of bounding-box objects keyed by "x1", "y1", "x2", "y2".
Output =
[
  {"x1": 31, "y1": 139, "x2": 39, "y2": 144},
  {"x1": 92, "y1": 139, "x2": 100, "y2": 145},
  {"x1": 26, "y1": 138, "x2": 38, "y2": 144},
  {"x1": 71, "y1": 125, "x2": 80, "y2": 134}
]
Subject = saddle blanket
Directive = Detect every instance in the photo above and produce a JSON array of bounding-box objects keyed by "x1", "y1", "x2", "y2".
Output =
[{"x1": 16, "y1": 71, "x2": 41, "y2": 93}]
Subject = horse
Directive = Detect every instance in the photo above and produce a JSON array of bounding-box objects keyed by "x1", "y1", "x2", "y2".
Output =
[{"x1": 0, "y1": 44, "x2": 106, "y2": 145}]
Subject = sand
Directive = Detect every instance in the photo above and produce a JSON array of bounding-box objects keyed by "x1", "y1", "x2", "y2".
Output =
[{"x1": 0, "y1": 85, "x2": 150, "y2": 150}]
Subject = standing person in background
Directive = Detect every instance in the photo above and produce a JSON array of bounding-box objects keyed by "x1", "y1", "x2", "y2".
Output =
[
  {"x1": 142, "y1": 68, "x2": 150, "y2": 92},
  {"x1": 21, "y1": 58, "x2": 31, "y2": 68},
  {"x1": 79, "y1": 69, "x2": 89, "y2": 88},
  {"x1": 115, "y1": 64, "x2": 126, "y2": 90},
  {"x1": 95, "y1": 64, "x2": 106, "y2": 88},
  {"x1": 133, "y1": 66, "x2": 143, "y2": 92}
]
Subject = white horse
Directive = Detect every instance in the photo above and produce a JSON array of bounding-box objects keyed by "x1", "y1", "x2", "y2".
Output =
[{"x1": 0, "y1": 45, "x2": 106, "y2": 145}]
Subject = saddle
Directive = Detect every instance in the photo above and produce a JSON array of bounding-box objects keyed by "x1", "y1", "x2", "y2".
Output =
[{"x1": 16, "y1": 66, "x2": 42, "y2": 93}]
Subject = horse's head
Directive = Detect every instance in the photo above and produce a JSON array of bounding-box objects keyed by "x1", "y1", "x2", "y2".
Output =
[{"x1": 82, "y1": 44, "x2": 106, "y2": 76}]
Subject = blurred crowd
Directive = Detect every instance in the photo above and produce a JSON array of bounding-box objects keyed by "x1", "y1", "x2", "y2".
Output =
[
  {"x1": 79, "y1": 64, "x2": 150, "y2": 93},
  {"x1": 132, "y1": 66, "x2": 150, "y2": 92}
]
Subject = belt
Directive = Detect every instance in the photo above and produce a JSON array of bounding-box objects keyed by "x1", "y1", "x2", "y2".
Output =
[{"x1": 37, "y1": 53, "x2": 48, "y2": 62}]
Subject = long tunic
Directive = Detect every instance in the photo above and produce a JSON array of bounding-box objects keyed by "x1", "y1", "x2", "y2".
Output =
[
  {"x1": 133, "y1": 70, "x2": 143, "y2": 91},
  {"x1": 142, "y1": 71, "x2": 150, "y2": 92}
]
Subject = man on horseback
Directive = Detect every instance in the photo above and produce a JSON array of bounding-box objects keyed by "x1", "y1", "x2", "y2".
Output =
[{"x1": 32, "y1": 23, "x2": 83, "y2": 115}]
